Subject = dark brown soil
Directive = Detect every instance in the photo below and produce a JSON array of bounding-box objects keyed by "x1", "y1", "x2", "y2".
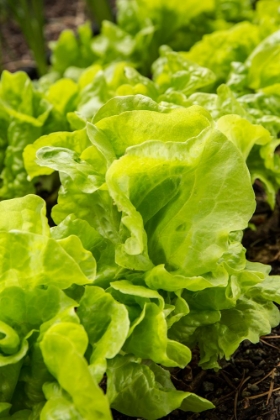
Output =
[
  {"x1": 0, "y1": 0, "x2": 117, "y2": 73},
  {"x1": 0, "y1": 0, "x2": 87, "y2": 73},
  {"x1": 1, "y1": 2, "x2": 280, "y2": 419},
  {"x1": 243, "y1": 182, "x2": 280, "y2": 275},
  {"x1": 165, "y1": 328, "x2": 280, "y2": 420}
]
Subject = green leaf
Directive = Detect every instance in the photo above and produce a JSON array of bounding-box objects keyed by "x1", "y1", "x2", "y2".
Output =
[
  {"x1": 41, "y1": 384, "x2": 83, "y2": 420},
  {"x1": 95, "y1": 100, "x2": 212, "y2": 157},
  {"x1": 0, "y1": 232, "x2": 94, "y2": 291},
  {"x1": 50, "y1": 216, "x2": 119, "y2": 288},
  {"x1": 246, "y1": 30, "x2": 280, "y2": 90},
  {"x1": 50, "y1": 23, "x2": 96, "y2": 75},
  {"x1": 152, "y1": 45, "x2": 216, "y2": 95},
  {"x1": 246, "y1": 275, "x2": 280, "y2": 305},
  {"x1": 46, "y1": 79, "x2": 78, "y2": 115},
  {"x1": 186, "y1": 22, "x2": 260, "y2": 82},
  {"x1": 0, "y1": 285, "x2": 77, "y2": 339},
  {"x1": 0, "y1": 409, "x2": 31, "y2": 419},
  {"x1": 77, "y1": 286, "x2": 129, "y2": 382},
  {"x1": 40, "y1": 323, "x2": 112, "y2": 420},
  {"x1": 106, "y1": 127, "x2": 255, "y2": 274},
  {"x1": 23, "y1": 129, "x2": 91, "y2": 180},
  {"x1": 0, "y1": 364, "x2": 22, "y2": 403},
  {"x1": 145, "y1": 263, "x2": 228, "y2": 292},
  {"x1": 107, "y1": 355, "x2": 214, "y2": 419},
  {"x1": 123, "y1": 302, "x2": 191, "y2": 367},
  {"x1": 0, "y1": 71, "x2": 54, "y2": 199},
  {"x1": 216, "y1": 114, "x2": 272, "y2": 159},
  {"x1": 56, "y1": 236, "x2": 96, "y2": 281},
  {"x1": 195, "y1": 298, "x2": 280, "y2": 369},
  {"x1": 0, "y1": 195, "x2": 49, "y2": 236}
]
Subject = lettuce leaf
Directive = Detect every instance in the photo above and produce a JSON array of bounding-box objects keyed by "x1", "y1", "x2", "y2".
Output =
[
  {"x1": 107, "y1": 355, "x2": 214, "y2": 419},
  {"x1": 40, "y1": 323, "x2": 112, "y2": 420},
  {"x1": 106, "y1": 126, "x2": 254, "y2": 272},
  {"x1": 185, "y1": 22, "x2": 261, "y2": 83}
]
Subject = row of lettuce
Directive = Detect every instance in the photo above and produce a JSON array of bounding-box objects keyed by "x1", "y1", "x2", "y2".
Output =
[{"x1": 1, "y1": 0, "x2": 280, "y2": 419}]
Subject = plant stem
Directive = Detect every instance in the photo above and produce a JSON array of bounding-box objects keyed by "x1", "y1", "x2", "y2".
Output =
[
  {"x1": 85, "y1": 0, "x2": 113, "y2": 27},
  {"x1": 5, "y1": 0, "x2": 47, "y2": 76}
]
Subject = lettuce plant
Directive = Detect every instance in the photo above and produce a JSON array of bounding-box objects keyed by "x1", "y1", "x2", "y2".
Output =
[
  {"x1": 0, "y1": 99, "x2": 279, "y2": 418},
  {"x1": 0, "y1": 70, "x2": 76, "y2": 199},
  {"x1": 50, "y1": 0, "x2": 257, "y2": 76}
]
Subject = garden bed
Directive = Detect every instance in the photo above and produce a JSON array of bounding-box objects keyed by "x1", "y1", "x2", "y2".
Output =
[{"x1": 1, "y1": 0, "x2": 280, "y2": 419}]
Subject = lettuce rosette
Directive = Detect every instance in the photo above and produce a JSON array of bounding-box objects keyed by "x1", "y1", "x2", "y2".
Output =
[{"x1": 13, "y1": 99, "x2": 280, "y2": 417}]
